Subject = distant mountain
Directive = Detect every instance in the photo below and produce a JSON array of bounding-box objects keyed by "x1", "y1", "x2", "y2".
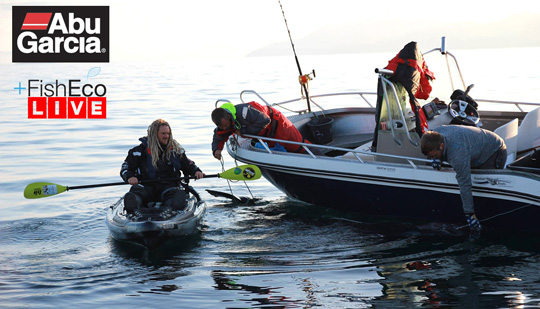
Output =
[{"x1": 247, "y1": 13, "x2": 540, "y2": 56}]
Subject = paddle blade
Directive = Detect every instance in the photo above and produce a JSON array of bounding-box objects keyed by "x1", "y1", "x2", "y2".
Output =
[
  {"x1": 219, "y1": 164, "x2": 261, "y2": 181},
  {"x1": 24, "y1": 182, "x2": 68, "y2": 199},
  {"x1": 206, "y1": 189, "x2": 242, "y2": 203}
]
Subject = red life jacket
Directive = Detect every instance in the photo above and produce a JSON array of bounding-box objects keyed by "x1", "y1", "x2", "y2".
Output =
[
  {"x1": 247, "y1": 101, "x2": 311, "y2": 153},
  {"x1": 385, "y1": 56, "x2": 435, "y2": 100},
  {"x1": 385, "y1": 44, "x2": 435, "y2": 134}
]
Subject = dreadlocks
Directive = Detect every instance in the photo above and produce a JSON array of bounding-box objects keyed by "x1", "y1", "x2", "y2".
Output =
[{"x1": 147, "y1": 119, "x2": 184, "y2": 168}]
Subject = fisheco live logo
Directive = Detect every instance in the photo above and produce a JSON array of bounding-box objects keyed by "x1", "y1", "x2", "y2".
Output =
[
  {"x1": 16, "y1": 75, "x2": 108, "y2": 119},
  {"x1": 12, "y1": 6, "x2": 109, "y2": 62}
]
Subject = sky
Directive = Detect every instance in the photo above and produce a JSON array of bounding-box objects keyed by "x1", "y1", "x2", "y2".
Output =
[{"x1": 1, "y1": 0, "x2": 540, "y2": 62}]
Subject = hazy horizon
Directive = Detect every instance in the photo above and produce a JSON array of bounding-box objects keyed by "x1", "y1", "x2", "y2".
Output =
[
  {"x1": 1, "y1": 0, "x2": 540, "y2": 63},
  {"x1": 248, "y1": 13, "x2": 540, "y2": 57}
]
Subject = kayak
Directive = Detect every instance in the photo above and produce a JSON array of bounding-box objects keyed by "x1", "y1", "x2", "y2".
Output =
[{"x1": 106, "y1": 186, "x2": 206, "y2": 248}]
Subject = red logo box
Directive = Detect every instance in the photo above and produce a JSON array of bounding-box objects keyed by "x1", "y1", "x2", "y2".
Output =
[{"x1": 28, "y1": 97, "x2": 106, "y2": 119}]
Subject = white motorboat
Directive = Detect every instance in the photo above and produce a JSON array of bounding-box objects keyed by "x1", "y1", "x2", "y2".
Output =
[{"x1": 223, "y1": 38, "x2": 540, "y2": 233}]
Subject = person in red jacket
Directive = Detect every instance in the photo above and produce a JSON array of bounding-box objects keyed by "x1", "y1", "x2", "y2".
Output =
[{"x1": 211, "y1": 102, "x2": 311, "y2": 160}]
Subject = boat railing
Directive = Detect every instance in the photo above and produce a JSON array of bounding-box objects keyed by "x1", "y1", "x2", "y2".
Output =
[
  {"x1": 240, "y1": 90, "x2": 272, "y2": 107},
  {"x1": 240, "y1": 90, "x2": 377, "y2": 114},
  {"x1": 214, "y1": 98, "x2": 232, "y2": 108},
  {"x1": 423, "y1": 38, "x2": 540, "y2": 111},
  {"x1": 239, "y1": 134, "x2": 438, "y2": 169},
  {"x1": 237, "y1": 89, "x2": 540, "y2": 115},
  {"x1": 475, "y1": 99, "x2": 540, "y2": 113},
  {"x1": 423, "y1": 37, "x2": 467, "y2": 91}
]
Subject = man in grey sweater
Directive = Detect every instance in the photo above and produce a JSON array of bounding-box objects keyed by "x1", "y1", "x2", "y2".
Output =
[{"x1": 420, "y1": 125, "x2": 507, "y2": 232}]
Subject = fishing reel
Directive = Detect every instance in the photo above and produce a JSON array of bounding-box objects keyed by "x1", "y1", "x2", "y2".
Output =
[
  {"x1": 299, "y1": 69, "x2": 316, "y2": 85},
  {"x1": 299, "y1": 69, "x2": 316, "y2": 98}
]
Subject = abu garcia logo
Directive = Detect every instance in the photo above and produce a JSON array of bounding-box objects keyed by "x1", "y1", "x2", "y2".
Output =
[
  {"x1": 12, "y1": 6, "x2": 109, "y2": 62},
  {"x1": 18, "y1": 12, "x2": 103, "y2": 54}
]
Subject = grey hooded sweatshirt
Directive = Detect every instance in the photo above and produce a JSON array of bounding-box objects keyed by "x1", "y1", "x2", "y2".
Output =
[{"x1": 435, "y1": 125, "x2": 506, "y2": 214}]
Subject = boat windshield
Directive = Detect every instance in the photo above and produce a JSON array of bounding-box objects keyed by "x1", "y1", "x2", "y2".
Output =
[
  {"x1": 379, "y1": 81, "x2": 416, "y2": 132},
  {"x1": 421, "y1": 50, "x2": 467, "y2": 105}
]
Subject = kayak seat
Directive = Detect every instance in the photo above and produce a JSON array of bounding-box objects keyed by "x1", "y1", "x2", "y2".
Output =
[{"x1": 132, "y1": 206, "x2": 175, "y2": 221}]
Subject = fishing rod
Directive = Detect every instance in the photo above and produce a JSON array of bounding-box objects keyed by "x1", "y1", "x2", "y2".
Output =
[{"x1": 278, "y1": 0, "x2": 315, "y2": 113}]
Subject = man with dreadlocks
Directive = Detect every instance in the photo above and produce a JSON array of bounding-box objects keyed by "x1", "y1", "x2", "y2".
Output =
[{"x1": 120, "y1": 119, "x2": 204, "y2": 213}]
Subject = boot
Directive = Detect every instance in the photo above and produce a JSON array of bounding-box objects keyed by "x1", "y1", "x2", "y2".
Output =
[
  {"x1": 164, "y1": 188, "x2": 187, "y2": 211},
  {"x1": 123, "y1": 192, "x2": 141, "y2": 214}
]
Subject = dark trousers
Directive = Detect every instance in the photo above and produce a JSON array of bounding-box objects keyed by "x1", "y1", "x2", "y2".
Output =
[
  {"x1": 127, "y1": 184, "x2": 186, "y2": 209},
  {"x1": 477, "y1": 147, "x2": 508, "y2": 169}
]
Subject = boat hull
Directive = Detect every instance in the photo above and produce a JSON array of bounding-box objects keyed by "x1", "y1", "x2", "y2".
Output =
[
  {"x1": 260, "y1": 166, "x2": 540, "y2": 232},
  {"x1": 228, "y1": 137, "x2": 540, "y2": 233}
]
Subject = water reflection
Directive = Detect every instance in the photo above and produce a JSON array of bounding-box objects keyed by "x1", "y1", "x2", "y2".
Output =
[
  {"x1": 202, "y1": 200, "x2": 540, "y2": 307},
  {"x1": 212, "y1": 270, "x2": 301, "y2": 308},
  {"x1": 3, "y1": 52, "x2": 540, "y2": 307},
  {"x1": 108, "y1": 234, "x2": 203, "y2": 266}
]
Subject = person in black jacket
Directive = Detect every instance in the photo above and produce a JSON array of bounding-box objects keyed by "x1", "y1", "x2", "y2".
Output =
[
  {"x1": 120, "y1": 119, "x2": 204, "y2": 213},
  {"x1": 211, "y1": 102, "x2": 311, "y2": 160}
]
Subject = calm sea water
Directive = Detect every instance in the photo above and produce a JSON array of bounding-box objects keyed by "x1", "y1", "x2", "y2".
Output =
[{"x1": 2, "y1": 48, "x2": 540, "y2": 308}]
